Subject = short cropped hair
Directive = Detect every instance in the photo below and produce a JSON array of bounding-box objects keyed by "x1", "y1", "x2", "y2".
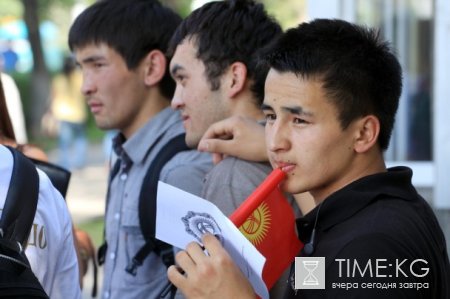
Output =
[
  {"x1": 262, "y1": 19, "x2": 402, "y2": 151},
  {"x1": 68, "y1": 0, "x2": 181, "y2": 99},
  {"x1": 168, "y1": 0, "x2": 282, "y2": 105}
]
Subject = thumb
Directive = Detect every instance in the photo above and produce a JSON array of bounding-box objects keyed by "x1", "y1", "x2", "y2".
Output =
[
  {"x1": 212, "y1": 153, "x2": 224, "y2": 165},
  {"x1": 198, "y1": 138, "x2": 233, "y2": 156}
]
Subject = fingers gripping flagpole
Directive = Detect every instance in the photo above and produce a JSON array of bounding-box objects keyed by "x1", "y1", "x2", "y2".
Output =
[
  {"x1": 229, "y1": 168, "x2": 286, "y2": 227},
  {"x1": 229, "y1": 167, "x2": 301, "y2": 294}
]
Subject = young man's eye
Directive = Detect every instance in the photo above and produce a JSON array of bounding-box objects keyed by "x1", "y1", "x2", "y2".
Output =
[
  {"x1": 175, "y1": 75, "x2": 185, "y2": 83},
  {"x1": 293, "y1": 117, "x2": 306, "y2": 124},
  {"x1": 264, "y1": 113, "x2": 276, "y2": 122}
]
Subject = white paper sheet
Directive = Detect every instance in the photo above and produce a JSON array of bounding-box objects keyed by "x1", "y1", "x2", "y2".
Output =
[{"x1": 155, "y1": 181, "x2": 268, "y2": 299}]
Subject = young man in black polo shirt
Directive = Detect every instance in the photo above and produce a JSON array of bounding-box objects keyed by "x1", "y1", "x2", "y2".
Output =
[{"x1": 167, "y1": 19, "x2": 450, "y2": 299}]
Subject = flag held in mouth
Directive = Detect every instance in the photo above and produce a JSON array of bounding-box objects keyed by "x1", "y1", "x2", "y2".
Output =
[{"x1": 230, "y1": 168, "x2": 303, "y2": 289}]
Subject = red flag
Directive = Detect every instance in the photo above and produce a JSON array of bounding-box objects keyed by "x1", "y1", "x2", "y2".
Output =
[{"x1": 229, "y1": 168, "x2": 303, "y2": 289}]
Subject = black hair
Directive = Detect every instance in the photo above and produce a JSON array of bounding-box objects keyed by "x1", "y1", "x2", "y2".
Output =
[
  {"x1": 68, "y1": 0, "x2": 182, "y2": 99},
  {"x1": 0, "y1": 76, "x2": 16, "y2": 141},
  {"x1": 262, "y1": 19, "x2": 402, "y2": 151},
  {"x1": 168, "y1": 0, "x2": 282, "y2": 105}
]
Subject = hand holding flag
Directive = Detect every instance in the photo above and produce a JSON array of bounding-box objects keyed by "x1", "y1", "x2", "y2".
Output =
[{"x1": 230, "y1": 168, "x2": 303, "y2": 290}]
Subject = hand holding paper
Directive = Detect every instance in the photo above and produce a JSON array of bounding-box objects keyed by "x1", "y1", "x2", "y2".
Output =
[
  {"x1": 156, "y1": 181, "x2": 268, "y2": 299},
  {"x1": 167, "y1": 234, "x2": 256, "y2": 299}
]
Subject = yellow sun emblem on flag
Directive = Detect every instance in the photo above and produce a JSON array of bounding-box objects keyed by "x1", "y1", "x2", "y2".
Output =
[{"x1": 239, "y1": 202, "x2": 271, "y2": 246}]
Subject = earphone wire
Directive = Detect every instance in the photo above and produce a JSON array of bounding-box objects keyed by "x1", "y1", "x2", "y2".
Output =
[
  {"x1": 288, "y1": 200, "x2": 324, "y2": 291},
  {"x1": 312, "y1": 200, "x2": 324, "y2": 232}
]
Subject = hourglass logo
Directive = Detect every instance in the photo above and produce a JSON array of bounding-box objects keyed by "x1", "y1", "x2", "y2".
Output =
[{"x1": 295, "y1": 257, "x2": 325, "y2": 289}]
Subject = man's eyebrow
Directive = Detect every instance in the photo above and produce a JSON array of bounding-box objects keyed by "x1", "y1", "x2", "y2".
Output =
[
  {"x1": 282, "y1": 105, "x2": 313, "y2": 116},
  {"x1": 80, "y1": 55, "x2": 104, "y2": 64},
  {"x1": 260, "y1": 103, "x2": 273, "y2": 110},
  {"x1": 261, "y1": 103, "x2": 313, "y2": 117},
  {"x1": 170, "y1": 64, "x2": 184, "y2": 76}
]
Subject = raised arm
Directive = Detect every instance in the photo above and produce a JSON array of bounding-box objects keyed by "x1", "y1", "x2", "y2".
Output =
[{"x1": 198, "y1": 116, "x2": 268, "y2": 164}]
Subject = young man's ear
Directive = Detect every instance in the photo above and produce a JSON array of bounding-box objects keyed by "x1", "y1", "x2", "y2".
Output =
[
  {"x1": 226, "y1": 62, "x2": 247, "y2": 98},
  {"x1": 143, "y1": 50, "x2": 166, "y2": 86},
  {"x1": 353, "y1": 115, "x2": 380, "y2": 153}
]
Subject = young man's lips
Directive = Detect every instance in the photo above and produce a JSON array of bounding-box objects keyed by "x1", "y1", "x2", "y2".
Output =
[
  {"x1": 182, "y1": 115, "x2": 189, "y2": 127},
  {"x1": 278, "y1": 163, "x2": 296, "y2": 173},
  {"x1": 89, "y1": 103, "x2": 102, "y2": 114}
]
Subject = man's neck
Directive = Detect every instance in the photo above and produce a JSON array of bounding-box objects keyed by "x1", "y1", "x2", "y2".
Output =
[
  {"x1": 311, "y1": 152, "x2": 386, "y2": 206},
  {"x1": 230, "y1": 93, "x2": 264, "y2": 121},
  {"x1": 122, "y1": 91, "x2": 171, "y2": 139}
]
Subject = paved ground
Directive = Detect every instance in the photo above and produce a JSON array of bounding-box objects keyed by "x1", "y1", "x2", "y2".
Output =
[{"x1": 47, "y1": 142, "x2": 107, "y2": 299}]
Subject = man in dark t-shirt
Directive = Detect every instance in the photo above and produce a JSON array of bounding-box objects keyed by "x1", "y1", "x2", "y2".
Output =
[{"x1": 289, "y1": 166, "x2": 449, "y2": 298}]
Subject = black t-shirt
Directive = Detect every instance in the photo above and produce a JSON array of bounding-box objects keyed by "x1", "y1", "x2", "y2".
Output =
[{"x1": 284, "y1": 167, "x2": 450, "y2": 299}]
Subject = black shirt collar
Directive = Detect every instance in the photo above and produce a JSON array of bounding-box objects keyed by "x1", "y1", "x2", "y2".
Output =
[
  {"x1": 112, "y1": 133, "x2": 133, "y2": 172},
  {"x1": 296, "y1": 167, "x2": 416, "y2": 242}
]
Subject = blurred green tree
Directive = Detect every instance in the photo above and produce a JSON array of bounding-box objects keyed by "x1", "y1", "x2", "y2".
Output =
[
  {"x1": 22, "y1": 0, "x2": 50, "y2": 137},
  {"x1": 163, "y1": 0, "x2": 193, "y2": 17},
  {"x1": 263, "y1": 0, "x2": 306, "y2": 29},
  {"x1": 20, "y1": 0, "x2": 77, "y2": 137}
]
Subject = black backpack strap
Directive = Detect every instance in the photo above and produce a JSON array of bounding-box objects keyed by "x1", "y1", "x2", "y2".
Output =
[
  {"x1": 29, "y1": 158, "x2": 71, "y2": 199},
  {"x1": 0, "y1": 146, "x2": 49, "y2": 298},
  {"x1": 98, "y1": 133, "x2": 163, "y2": 266},
  {"x1": 125, "y1": 134, "x2": 189, "y2": 279},
  {"x1": 0, "y1": 146, "x2": 39, "y2": 248}
]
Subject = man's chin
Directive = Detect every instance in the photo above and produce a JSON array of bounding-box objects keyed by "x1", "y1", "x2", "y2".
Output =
[
  {"x1": 95, "y1": 121, "x2": 114, "y2": 131},
  {"x1": 185, "y1": 135, "x2": 200, "y2": 149}
]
